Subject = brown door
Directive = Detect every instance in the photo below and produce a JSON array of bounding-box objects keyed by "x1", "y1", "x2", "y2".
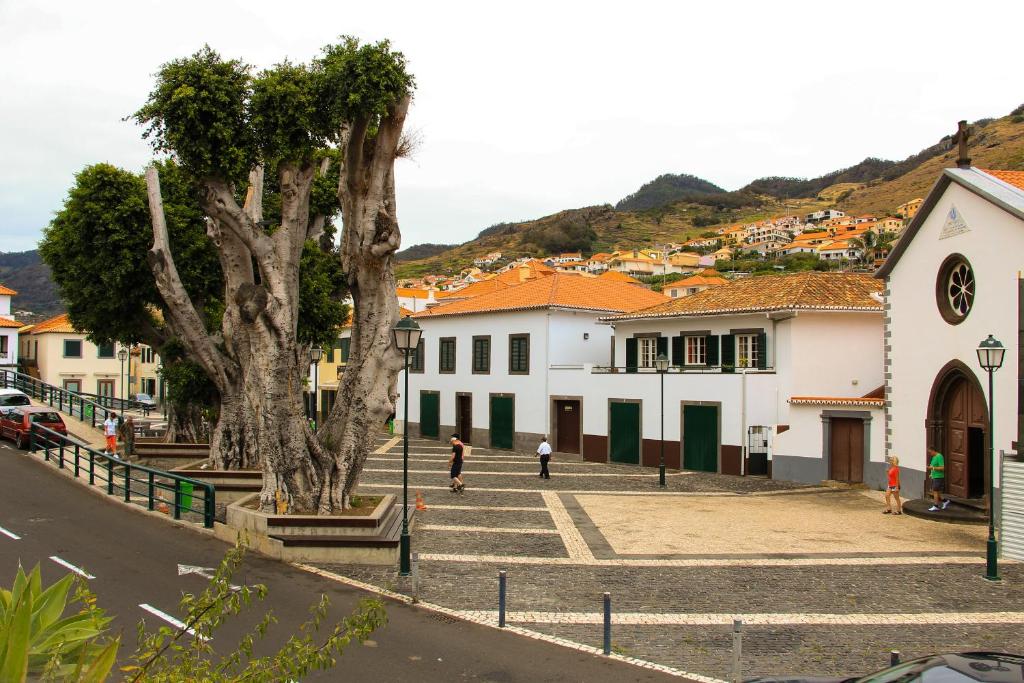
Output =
[
  {"x1": 829, "y1": 418, "x2": 864, "y2": 483},
  {"x1": 555, "y1": 400, "x2": 581, "y2": 453},
  {"x1": 943, "y1": 377, "x2": 987, "y2": 499},
  {"x1": 456, "y1": 395, "x2": 472, "y2": 445}
]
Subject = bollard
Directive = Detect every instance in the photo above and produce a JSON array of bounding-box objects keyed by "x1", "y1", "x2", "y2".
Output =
[
  {"x1": 411, "y1": 552, "x2": 420, "y2": 603},
  {"x1": 498, "y1": 570, "x2": 507, "y2": 627},
  {"x1": 890, "y1": 650, "x2": 901, "y2": 666},
  {"x1": 732, "y1": 619, "x2": 743, "y2": 683},
  {"x1": 603, "y1": 592, "x2": 611, "y2": 655}
]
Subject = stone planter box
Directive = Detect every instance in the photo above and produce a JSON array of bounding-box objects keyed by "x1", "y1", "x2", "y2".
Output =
[
  {"x1": 216, "y1": 493, "x2": 407, "y2": 565},
  {"x1": 172, "y1": 463, "x2": 262, "y2": 504}
]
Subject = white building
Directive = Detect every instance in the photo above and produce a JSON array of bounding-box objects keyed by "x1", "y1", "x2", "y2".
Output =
[
  {"x1": 0, "y1": 284, "x2": 18, "y2": 369},
  {"x1": 878, "y1": 167, "x2": 1024, "y2": 505},
  {"x1": 396, "y1": 287, "x2": 437, "y2": 312},
  {"x1": 395, "y1": 274, "x2": 668, "y2": 450},
  {"x1": 806, "y1": 209, "x2": 846, "y2": 223},
  {"x1": 20, "y1": 314, "x2": 132, "y2": 399}
]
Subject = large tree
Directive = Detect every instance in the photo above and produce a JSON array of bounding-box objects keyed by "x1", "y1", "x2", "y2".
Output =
[{"x1": 134, "y1": 40, "x2": 412, "y2": 512}]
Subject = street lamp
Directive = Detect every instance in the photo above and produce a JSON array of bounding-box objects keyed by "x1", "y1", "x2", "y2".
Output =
[
  {"x1": 309, "y1": 346, "x2": 324, "y2": 431},
  {"x1": 117, "y1": 347, "x2": 128, "y2": 410},
  {"x1": 655, "y1": 352, "x2": 670, "y2": 487},
  {"x1": 157, "y1": 362, "x2": 166, "y2": 420},
  {"x1": 392, "y1": 316, "x2": 423, "y2": 576},
  {"x1": 976, "y1": 334, "x2": 1005, "y2": 582}
]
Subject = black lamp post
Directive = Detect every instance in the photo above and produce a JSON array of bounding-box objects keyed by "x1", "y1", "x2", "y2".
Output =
[
  {"x1": 309, "y1": 346, "x2": 323, "y2": 431},
  {"x1": 157, "y1": 362, "x2": 166, "y2": 420},
  {"x1": 117, "y1": 347, "x2": 128, "y2": 410},
  {"x1": 392, "y1": 316, "x2": 423, "y2": 576},
  {"x1": 655, "y1": 352, "x2": 669, "y2": 487},
  {"x1": 976, "y1": 334, "x2": 1005, "y2": 582}
]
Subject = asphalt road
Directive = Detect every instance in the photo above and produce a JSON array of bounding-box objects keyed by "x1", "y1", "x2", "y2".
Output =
[{"x1": 0, "y1": 439, "x2": 677, "y2": 682}]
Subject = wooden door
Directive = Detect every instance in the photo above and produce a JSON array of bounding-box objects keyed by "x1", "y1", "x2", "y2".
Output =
[
  {"x1": 829, "y1": 418, "x2": 864, "y2": 483},
  {"x1": 419, "y1": 391, "x2": 439, "y2": 438},
  {"x1": 97, "y1": 380, "x2": 115, "y2": 407},
  {"x1": 555, "y1": 400, "x2": 581, "y2": 454},
  {"x1": 943, "y1": 377, "x2": 987, "y2": 499},
  {"x1": 683, "y1": 405, "x2": 718, "y2": 472},
  {"x1": 490, "y1": 395, "x2": 514, "y2": 449},
  {"x1": 609, "y1": 402, "x2": 640, "y2": 464},
  {"x1": 456, "y1": 395, "x2": 473, "y2": 445}
]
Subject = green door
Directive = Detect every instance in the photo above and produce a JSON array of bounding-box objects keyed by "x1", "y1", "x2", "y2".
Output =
[
  {"x1": 490, "y1": 395, "x2": 514, "y2": 449},
  {"x1": 609, "y1": 402, "x2": 640, "y2": 464},
  {"x1": 419, "y1": 392, "x2": 439, "y2": 438},
  {"x1": 683, "y1": 405, "x2": 718, "y2": 472}
]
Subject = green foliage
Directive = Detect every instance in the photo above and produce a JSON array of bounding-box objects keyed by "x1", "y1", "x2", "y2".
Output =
[
  {"x1": 522, "y1": 217, "x2": 596, "y2": 254},
  {"x1": 718, "y1": 253, "x2": 826, "y2": 274},
  {"x1": 298, "y1": 242, "x2": 350, "y2": 348},
  {"x1": 1012, "y1": 114, "x2": 1024, "y2": 124},
  {"x1": 0, "y1": 564, "x2": 118, "y2": 682},
  {"x1": 615, "y1": 173, "x2": 726, "y2": 212},
  {"x1": 250, "y1": 61, "x2": 318, "y2": 162},
  {"x1": 158, "y1": 341, "x2": 219, "y2": 418},
  {"x1": 126, "y1": 540, "x2": 386, "y2": 681},
  {"x1": 134, "y1": 46, "x2": 255, "y2": 183}
]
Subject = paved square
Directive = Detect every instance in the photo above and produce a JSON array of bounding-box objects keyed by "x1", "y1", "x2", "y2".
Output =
[{"x1": 314, "y1": 434, "x2": 1024, "y2": 681}]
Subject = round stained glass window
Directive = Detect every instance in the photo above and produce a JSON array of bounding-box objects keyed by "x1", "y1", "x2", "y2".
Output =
[{"x1": 935, "y1": 254, "x2": 975, "y2": 324}]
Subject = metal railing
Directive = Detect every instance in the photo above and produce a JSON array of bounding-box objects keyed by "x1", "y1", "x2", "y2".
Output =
[
  {"x1": 0, "y1": 369, "x2": 144, "y2": 428},
  {"x1": 591, "y1": 364, "x2": 775, "y2": 374},
  {"x1": 29, "y1": 423, "x2": 215, "y2": 528}
]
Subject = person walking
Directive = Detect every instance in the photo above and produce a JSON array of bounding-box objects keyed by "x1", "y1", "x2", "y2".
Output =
[
  {"x1": 883, "y1": 455, "x2": 902, "y2": 515},
  {"x1": 449, "y1": 434, "x2": 465, "y2": 493},
  {"x1": 103, "y1": 412, "x2": 118, "y2": 455},
  {"x1": 927, "y1": 447, "x2": 950, "y2": 511},
  {"x1": 537, "y1": 437, "x2": 552, "y2": 479}
]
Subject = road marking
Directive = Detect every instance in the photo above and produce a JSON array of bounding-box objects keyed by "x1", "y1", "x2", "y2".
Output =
[
  {"x1": 177, "y1": 563, "x2": 241, "y2": 591},
  {"x1": 428, "y1": 505, "x2": 548, "y2": 512},
  {"x1": 419, "y1": 524, "x2": 560, "y2": 535},
  {"x1": 456, "y1": 610, "x2": 1024, "y2": 626},
  {"x1": 542, "y1": 491, "x2": 595, "y2": 562},
  {"x1": 360, "y1": 484, "x2": 728, "y2": 495},
  {"x1": 49, "y1": 555, "x2": 95, "y2": 579},
  {"x1": 364, "y1": 468, "x2": 690, "y2": 478},
  {"x1": 416, "y1": 552, "x2": 995, "y2": 568},
  {"x1": 139, "y1": 603, "x2": 209, "y2": 640},
  {"x1": 0, "y1": 525, "x2": 21, "y2": 540}
]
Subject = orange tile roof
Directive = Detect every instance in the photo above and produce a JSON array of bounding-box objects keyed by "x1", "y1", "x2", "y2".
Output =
[
  {"x1": 396, "y1": 287, "x2": 432, "y2": 299},
  {"x1": 399, "y1": 306, "x2": 415, "y2": 317},
  {"x1": 982, "y1": 169, "x2": 1024, "y2": 192},
  {"x1": 0, "y1": 284, "x2": 17, "y2": 296},
  {"x1": 30, "y1": 313, "x2": 78, "y2": 334},
  {"x1": 436, "y1": 278, "x2": 513, "y2": 300},
  {"x1": 0, "y1": 316, "x2": 20, "y2": 328},
  {"x1": 604, "y1": 272, "x2": 882, "y2": 320},
  {"x1": 598, "y1": 270, "x2": 643, "y2": 285},
  {"x1": 414, "y1": 272, "x2": 668, "y2": 319}
]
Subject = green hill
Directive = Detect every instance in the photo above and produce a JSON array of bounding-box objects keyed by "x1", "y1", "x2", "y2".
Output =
[{"x1": 615, "y1": 173, "x2": 726, "y2": 211}]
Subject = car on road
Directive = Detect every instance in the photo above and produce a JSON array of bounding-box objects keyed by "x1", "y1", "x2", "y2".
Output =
[
  {"x1": 0, "y1": 388, "x2": 31, "y2": 416},
  {"x1": 0, "y1": 407, "x2": 68, "y2": 449},
  {"x1": 747, "y1": 652, "x2": 1024, "y2": 683},
  {"x1": 134, "y1": 393, "x2": 157, "y2": 410}
]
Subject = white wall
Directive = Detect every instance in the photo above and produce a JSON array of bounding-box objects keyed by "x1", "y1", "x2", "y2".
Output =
[
  {"x1": 0, "y1": 329, "x2": 16, "y2": 367},
  {"x1": 0, "y1": 294, "x2": 11, "y2": 317},
  {"x1": 787, "y1": 312, "x2": 883, "y2": 397},
  {"x1": 887, "y1": 182, "x2": 1022, "y2": 483},
  {"x1": 34, "y1": 333, "x2": 128, "y2": 396}
]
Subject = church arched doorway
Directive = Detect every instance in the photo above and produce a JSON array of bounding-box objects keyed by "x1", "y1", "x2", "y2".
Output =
[{"x1": 926, "y1": 361, "x2": 988, "y2": 500}]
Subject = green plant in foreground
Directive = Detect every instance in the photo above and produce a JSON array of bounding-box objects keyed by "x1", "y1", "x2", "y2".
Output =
[{"x1": 0, "y1": 564, "x2": 118, "y2": 682}]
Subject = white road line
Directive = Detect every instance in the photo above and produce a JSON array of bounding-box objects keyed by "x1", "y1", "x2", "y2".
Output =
[
  {"x1": 0, "y1": 525, "x2": 21, "y2": 540},
  {"x1": 427, "y1": 505, "x2": 548, "y2": 512},
  {"x1": 456, "y1": 610, "x2": 1024, "y2": 626},
  {"x1": 139, "y1": 603, "x2": 209, "y2": 640},
  {"x1": 49, "y1": 555, "x2": 96, "y2": 579},
  {"x1": 361, "y1": 483, "x2": 733, "y2": 495},
  {"x1": 419, "y1": 524, "x2": 560, "y2": 535},
  {"x1": 364, "y1": 468, "x2": 689, "y2": 477},
  {"x1": 542, "y1": 491, "x2": 596, "y2": 562},
  {"x1": 416, "y1": 553, "x2": 993, "y2": 568}
]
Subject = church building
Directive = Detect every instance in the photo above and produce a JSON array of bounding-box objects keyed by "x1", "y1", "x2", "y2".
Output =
[{"x1": 878, "y1": 165, "x2": 1023, "y2": 559}]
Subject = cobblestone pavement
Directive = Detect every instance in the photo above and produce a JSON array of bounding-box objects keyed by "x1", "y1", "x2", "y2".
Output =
[{"x1": 314, "y1": 435, "x2": 1024, "y2": 680}]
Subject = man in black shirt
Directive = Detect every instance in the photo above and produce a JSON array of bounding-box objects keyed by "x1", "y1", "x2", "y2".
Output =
[{"x1": 449, "y1": 434, "x2": 465, "y2": 493}]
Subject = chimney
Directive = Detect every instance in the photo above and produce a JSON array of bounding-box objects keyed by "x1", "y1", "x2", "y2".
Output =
[{"x1": 519, "y1": 265, "x2": 530, "y2": 283}]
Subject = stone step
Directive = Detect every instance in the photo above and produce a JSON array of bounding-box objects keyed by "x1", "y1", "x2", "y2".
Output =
[{"x1": 902, "y1": 497, "x2": 987, "y2": 524}]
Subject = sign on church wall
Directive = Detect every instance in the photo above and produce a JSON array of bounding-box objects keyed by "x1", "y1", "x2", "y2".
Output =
[{"x1": 939, "y1": 205, "x2": 970, "y2": 240}]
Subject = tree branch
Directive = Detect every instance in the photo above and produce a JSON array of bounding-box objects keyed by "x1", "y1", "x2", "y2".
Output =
[{"x1": 200, "y1": 176, "x2": 274, "y2": 264}]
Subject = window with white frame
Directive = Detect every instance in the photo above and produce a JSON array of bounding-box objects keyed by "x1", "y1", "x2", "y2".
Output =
[
  {"x1": 736, "y1": 334, "x2": 759, "y2": 368},
  {"x1": 639, "y1": 337, "x2": 658, "y2": 368},
  {"x1": 685, "y1": 336, "x2": 706, "y2": 365}
]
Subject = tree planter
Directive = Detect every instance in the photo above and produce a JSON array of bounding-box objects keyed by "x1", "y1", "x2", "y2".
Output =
[
  {"x1": 216, "y1": 493, "x2": 409, "y2": 564},
  {"x1": 172, "y1": 462, "x2": 262, "y2": 504}
]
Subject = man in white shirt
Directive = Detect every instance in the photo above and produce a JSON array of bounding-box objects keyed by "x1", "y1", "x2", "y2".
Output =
[
  {"x1": 103, "y1": 412, "x2": 118, "y2": 454},
  {"x1": 537, "y1": 437, "x2": 552, "y2": 480}
]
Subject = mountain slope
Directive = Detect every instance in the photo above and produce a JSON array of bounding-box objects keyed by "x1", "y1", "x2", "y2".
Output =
[
  {"x1": 615, "y1": 173, "x2": 726, "y2": 211},
  {"x1": 0, "y1": 250, "x2": 63, "y2": 318}
]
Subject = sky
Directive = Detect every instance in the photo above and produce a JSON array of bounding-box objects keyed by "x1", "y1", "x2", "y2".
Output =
[{"x1": 1, "y1": 0, "x2": 1022, "y2": 253}]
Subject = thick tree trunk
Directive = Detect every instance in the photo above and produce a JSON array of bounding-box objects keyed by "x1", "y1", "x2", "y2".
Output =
[{"x1": 165, "y1": 403, "x2": 208, "y2": 443}]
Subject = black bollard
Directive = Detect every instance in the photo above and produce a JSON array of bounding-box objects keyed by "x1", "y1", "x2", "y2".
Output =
[
  {"x1": 603, "y1": 592, "x2": 611, "y2": 655},
  {"x1": 498, "y1": 570, "x2": 507, "y2": 628}
]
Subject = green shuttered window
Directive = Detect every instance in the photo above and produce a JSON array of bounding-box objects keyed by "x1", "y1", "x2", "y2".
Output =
[
  {"x1": 509, "y1": 334, "x2": 529, "y2": 374},
  {"x1": 472, "y1": 336, "x2": 491, "y2": 373},
  {"x1": 439, "y1": 338, "x2": 456, "y2": 373}
]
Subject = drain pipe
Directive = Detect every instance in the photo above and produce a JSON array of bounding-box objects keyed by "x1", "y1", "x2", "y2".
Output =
[{"x1": 740, "y1": 368, "x2": 747, "y2": 476}]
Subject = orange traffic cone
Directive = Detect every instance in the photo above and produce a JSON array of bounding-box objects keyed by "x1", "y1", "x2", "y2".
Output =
[{"x1": 415, "y1": 491, "x2": 427, "y2": 511}]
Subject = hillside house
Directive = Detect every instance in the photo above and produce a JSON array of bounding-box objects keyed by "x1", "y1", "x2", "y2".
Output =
[
  {"x1": 661, "y1": 270, "x2": 728, "y2": 298},
  {"x1": 805, "y1": 209, "x2": 846, "y2": 223},
  {"x1": 896, "y1": 198, "x2": 924, "y2": 219},
  {"x1": 396, "y1": 287, "x2": 438, "y2": 312},
  {"x1": 817, "y1": 240, "x2": 863, "y2": 262},
  {"x1": 0, "y1": 284, "x2": 18, "y2": 369}
]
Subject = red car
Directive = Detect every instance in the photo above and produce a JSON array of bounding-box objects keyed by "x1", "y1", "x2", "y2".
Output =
[{"x1": 0, "y1": 407, "x2": 68, "y2": 449}]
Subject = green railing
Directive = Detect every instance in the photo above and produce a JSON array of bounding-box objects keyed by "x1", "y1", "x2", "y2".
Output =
[
  {"x1": 29, "y1": 424, "x2": 216, "y2": 529},
  {"x1": 0, "y1": 369, "x2": 144, "y2": 428}
]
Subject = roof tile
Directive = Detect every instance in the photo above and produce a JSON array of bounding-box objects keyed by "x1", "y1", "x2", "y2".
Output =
[
  {"x1": 30, "y1": 313, "x2": 77, "y2": 334},
  {"x1": 982, "y1": 169, "x2": 1024, "y2": 192},
  {"x1": 0, "y1": 284, "x2": 17, "y2": 296}
]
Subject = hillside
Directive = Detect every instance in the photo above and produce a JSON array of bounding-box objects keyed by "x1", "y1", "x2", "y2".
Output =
[
  {"x1": 615, "y1": 173, "x2": 726, "y2": 211},
  {"x1": 0, "y1": 250, "x2": 63, "y2": 318},
  {"x1": 397, "y1": 108, "x2": 1024, "y2": 278}
]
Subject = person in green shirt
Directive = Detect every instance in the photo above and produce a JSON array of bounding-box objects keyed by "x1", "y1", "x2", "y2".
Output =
[{"x1": 927, "y1": 448, "x2": 950, "y2": 511}]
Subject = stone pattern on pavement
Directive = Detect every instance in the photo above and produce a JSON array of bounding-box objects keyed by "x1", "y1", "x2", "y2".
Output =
[{"x1": 314, "y1": 435, "x2": 1024, "y2": 679}]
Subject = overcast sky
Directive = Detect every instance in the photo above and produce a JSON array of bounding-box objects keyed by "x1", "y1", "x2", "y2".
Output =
[{"x1": 1, "y1": 0, "x2": 1021, "y2": 253}]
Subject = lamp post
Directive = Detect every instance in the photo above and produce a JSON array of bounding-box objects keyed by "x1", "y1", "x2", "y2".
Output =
[
  {"x1": 157, "y1": 362, "x2": 166, "y2": 420},
  {"x1": 655, "y1": 352, "x2": 669, "y2": 487},
  {"x1": 117, "y1": 347, "x2": 128, "y2": 410},
  {"x1": 976, "y1": 334, "x2": 1005, "y2": 582},
  {"x1": 309, "y1": 346, "x2": 323, "y2": 431},
  {"x1": 392, "y1": 316, "x2": 423, "y2": 576}
]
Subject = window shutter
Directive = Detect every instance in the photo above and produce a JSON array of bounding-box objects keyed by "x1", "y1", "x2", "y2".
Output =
[
  {"x1": 340, "y1": 338, "x2": 351, "y2": 363},
  {"x1": 656, "y1": 336, "x2": 668, "y2": 360},
  {"x1": 671, "y1": 336, "x2": 683, "y2": 367},
  {"x1": 705, "y1": 334, "x2": 719, "y2": 367},
  {"x1": 756, "y1": 331, "x2": 768, "y2": 370},
  {"x1": 720, "y1": 334, "x2": 735, "y2": 373},
  {"x1": 625, "y1": 337, "x2": 638, "y2": 373}
]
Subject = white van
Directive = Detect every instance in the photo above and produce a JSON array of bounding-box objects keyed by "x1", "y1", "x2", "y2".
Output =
[{"x1": 0, "y1": 388, "x2": 31, "y2": 415}]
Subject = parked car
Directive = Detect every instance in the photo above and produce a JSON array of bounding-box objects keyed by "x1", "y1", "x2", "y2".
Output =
[
  {"x1": 747, "y1": 652, "x2": 1024, "y2": 683},
  {"x1": 0, "y1": 388, "x2": 31, "y2": 416},
  {"x1": 0, "y1": 407, "x2": 68, "y2": 449},
  {"x1": 134, "y1": 393, "x2": 158, "y2": 410}
]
